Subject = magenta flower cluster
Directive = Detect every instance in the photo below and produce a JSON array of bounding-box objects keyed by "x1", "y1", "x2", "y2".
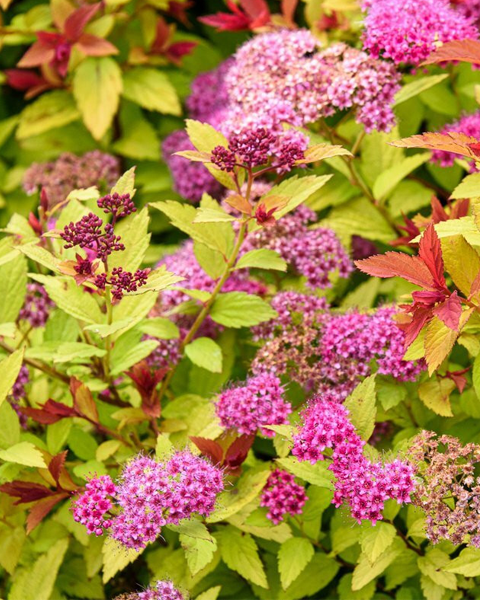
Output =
[
  {"x1": 215, "y1": 373, "x2": 291, "y2": 437},
  {"x1": 361, "y1": 0, "x2": 478, "y2": 66},
  {"x1": 23, "y1": 150, "x2": 120, "y2": 208},
  {"x1": 431, "y1": 111, "x2": 480, "y2": 171},
  {"x1": 19, "y1": 283, "x2": 55, "y2": 328},
  {"x1": 72, "y1": 475, "x2": 116, "y2": 536},
  {"x1": 225, "y1": 32, "x2": 400, "y2": 133},
  {"x1": 73, "y1": 451, "x2": 223, "y2": 551},
  {"x1": 260, "y1": 469, "x2": 307, "y2": 524},
  {"x1": 293, "y1": 400, "x2": 416, "y2": 524},
  {"x1": 8, "y1": 365, "x2": 29, "y2": 428},
  {"x1": 115, "y1": 580, "x2": 185, "y2": 600},
  {"x1": 243, "y1": 205, "x2": 352, "y2": 289},
  {"x1": 453, "y1": 0, "x2": 480, "y2": 26}
]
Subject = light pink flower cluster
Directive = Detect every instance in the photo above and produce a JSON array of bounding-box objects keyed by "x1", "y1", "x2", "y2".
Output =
[
  {"x1": 225, "y1": 32, "x2": 400, "y2": 133},
  {"x1": 215, "y1": 373, "x2": 291, "y2": 436},
  {"x1": 72, "y1": 475, "x2": 116, "y2": 536},
  {"x1": 72, "y1": 451, "x2": 223, "y2": 551},
  {"x1": 19, "y1": 283, "x2": 55, "y2": 328},
  {"x1": 260, "y1": 469, "x2": 307, "y2": 524},
  {"x1": 162, "y1": 130, "x2": 222, "y2": 202},
  {"x1": 293, "y1": 400, "x2": 416, "y2": 524},
  {"x1": 431, "y1": 111, "x2": 480, "y2": 171},
  {"x1": 186, "y1": 59, "x2": 232, "y2": 124},
  {"x1": 115, "y1": 580, "x2": 185, "y2": 600},
  {"x1": 23, "y1": 150, "x2": 120, "y2": 208},
  {"x1": 453, "y1": 0, "x2": 480, "y2": 26},
  {"x1": 242, "y1": 205, "x2": 352, "y2": 289},
  {"x1": 361, "y1": 0, "x2": 478, "y2": 66}
]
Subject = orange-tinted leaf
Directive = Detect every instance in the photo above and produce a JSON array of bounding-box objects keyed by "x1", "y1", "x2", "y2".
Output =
[
  {"x1": 64, "y1": 3, "x2": 101, "y2": 41},
  {"x1": 296, "y1": 143, "x2": 352, "y2": 164},
  {"x1": 418, "y1": 224, "x2": 446, "y2": 289},
  {"x1": 391, "y1": 132, "x2": 480, "y2": 162},
  {"x1": 281, "y1": 0, "x2": 298, "y2": 25},
  {"x1": 422, "y1": 39, "x2": 480, "y2": 66},
  {"x1": 224, "y1": 193, "x2": 252, "y2": 215},
  {"x1": 430, "y1": 196, "x2": 449, "y2": 223},
  {"x1": 355, "y1": 252, "x2": 434, "y2": 288},
  {"x1": 76, "y1": 34, "x2": 118, "y2": 57},
  {"x1": 26, "y1": 493, "x2": 69, "y2": 534},
  {"x1": 70, "y1": 378, "x2": 98, "y2": 423},
  {"x1": 48, "y1": 451, "x2": 67, "y2": 485},
  {"x1": 17, "y1": 41, "x2": 56, "y2": 69}
]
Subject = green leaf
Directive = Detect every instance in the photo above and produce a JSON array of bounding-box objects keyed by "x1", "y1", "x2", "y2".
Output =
[
  {"x1": 112, "y1": 292, "x2": 157, "y2": 335},
  {"x1": 0, "y1": 441, "x2": 46, "y2": 468},
  {"x1": 113, "y1": 103, "x2": 160, "y2": 161},
  {"x1": 360, "y1": 522, "x2": 396, "y2": 564},
  {"x1": 73, "y1": 57, "x2": 122, "y2": 140},
  {"x1": 110, "y1": 339, "x2": 159, "y2": 375},
  {"x1": 17, "y1": 243, "x2": 60, "y2": 272},
  {"x1": 210, "y1": 292, "x2": 277, "y2": 328},
  {"x1": 111, "y1": 166, "x2": 137, "y2": 196},
  {"x1": 235, "y1": 249, "x2": 287, "y2": 272},
  {"x1": 127, "y1": 266, "x2": 183, "y2": 295},
  {"x1": 29, "y1": 275, "x2": 104, "y2": 324},
  {"x1": 0, "y1": 402, "x2": 20, "y2": 449},
  {"x1": 194, "y1": 207, "x2": 236, "y2": 223},
  {"x1": 451, "y1": 172, "x2": 480, "y2": 199},
  {"x1": 102, "y1": 537, "x2": 142, "y2": 583},
  {"x1": 150, "y1": 200, "x2": 235, "y2": 256},
  {"x1": 109, "y1": 207, "x2": 150, "y2": 272},
  {"x1": 185, "y1": 337, "x2": 223, "y2": 373},
  {"x1": 360, "y1": 127, "x2": 404, "y2": 187},
  {"x1": 122, "y1": 68, "x2": 181, "y2": 115},
  {"x1": 16, "y1": 91, "x2": 80, "y2": 139},
  {"x1": 181, "y1": 532, "x2": 218, "y2": 576},
  {"x1": 216, "y1": 526, "x2": 268, "y2": 588},
  {"x1": 26, "y1": 341, "x2": 106, "y2": 364},
  {"x1": 394, "y1": 74, "x2": 449, "y2": 106},
  {"x1": 155, "y1": 435, "x2": 174, "y2": 460},
  {"x1": 194, "y1": 242, "x2": 225, "y2": 279},
  {"x1": 185, "y1": 119, "x2": 229, "y2": 152},
  {"x1": 343, "y1": 375, "x2": 377, "y2": 440},
  {"x1": 0, "y1": 348, "x2": 25, "y2": 408},
  {"x1": 9, "y1": 538, "x2": 69, "y2": 600},
  {"x1": 276, "y1": 457, "x2": 333, "y2": 488},
  {"x1": 47, "y1": 420, "x2": 72, "y2": 455},
  {"x1": 195, "y1": 587, "x2": 222, "y2": 600},
  {"x1": 418, "y1": 549, "x2": 457, "y2": 590},
  {"x1": 373, "y1": 153, "x2": 431, "y2": 201},
  {"x1": 443, "y1": 547, "x2": 480, "y2": 576},
  {"x1": 207, "y1": 469, "x2": 270, "y2": 523},
  {"x1": 0, "y1": 525, "x2": 25, "y2": 575},
  {"x1": 83, "y1": 319, "x2": 135, "y2": 338},
  {"x1": 352, "y1": 538, "x2": 404, "y2": 591},
  {"x1": 278, "y1": 537, "x2": 314, "y2": 590},
  {"x1": 138, "y1": 318, "x2": 180, "y2": 339},
  {"x1": 168, "y1": 519, "x2": 213, "y2": 541},
  {"x1": 0, "y1": 253, "x2": 27, "y2": 323},
  {"x1": 418, "y1": 376, "x2": 455, "y2": 417},
  {"x1": 338, "y1": 573, "x2": 376, "y2": 600}
]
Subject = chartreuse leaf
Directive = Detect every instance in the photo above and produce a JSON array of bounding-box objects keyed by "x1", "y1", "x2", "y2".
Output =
[
  {"x1": 343, "y1": 375, "x2": 377, "y2": 441},
  {"x1": 185, "y1": 337, "x2": 223, "y2": 373},
  {"x1": 352, "y1": 538, "x2": 404, "y2": 591},
  {"x1": 125, "y1": 265, "x2": 183, "y2": 295},
  {"x1": 338, "y1": 573, "x2": 376, "y2": 600},
  {"x1": 235, "y1": 249, "x2": 287, "y2": 272},
  {"x1": 0, "y1": 253, "x2": 27, "y2": 323},
  {"x1": 195, "y1": 587, "x2": 222, "y2": 600},
  {"x1": 30, "y1": 275, "x2": 104, "y2": 324},
  {"x1": 451, "y1": 172, "x2": 480, "y2": 199},
  {"x1": 373, "y1": 153, "x2": 431, "y2": 201},
  {"x1": 186, "y1": 119, "x2": 229, "y2": 152},
  {"x1": 210, "y1": 292, "x2": 277, "y2": 328},
  {"x1": 16, "y1": 91, "x2": 80, "y2": 139},
  {"x1": 278, "y1": 537, "x2": 314, "y2": 589},
  {"x1": 112, "y1": 167, "x2": 136, "y2": 196},
  {"x1": 113, "y1": 102, "x2": 160, "y2": 161},
  {"x1": 276, "y1": 457, "x2": 333, "y2": 488},
  {"x1": 17, "y1": 243, "x2": 61, "y2": 273},
  {"x1": 194, "y1": 241, "x2": 225, "y2": 279},
  {"x1": 73, "y1": 57, "x2": 122, "y2": 140},
  {"x1": 441, "y1": 235, "x2": 480, "y2": 298},
  {"x1": 102, "y1": 537, "x2": 143, "y2": 583},
  {"x1": 0, "y1": 348, "x2": 24, "y2": 408},
  {"x1": 122, "y1": 68, "x2": 181, "y2": 115},
  {"x1": 110, "y1": 339, "x2": 159, "y2": 375},
  {"x1": 360, "y1": 522, "x2": 396, "y2": 564},
  {"x1": 0, "y1": 525, "x2": 25, "y2": 575},
  {"x1": 418, "y1": 549, "x2": 457, "y2": 590},
  {"x1": 138, "y1": 318, "x2": 180, "y2": 340},
  {"x1": 444, "y1": 547, "x2": 480, "y2": 576},
  {"x1": 216, "y1": 526, "x2": 268, "y2": 588},
  {"x1": 394, "y1": 74, "x2": 449, "y2": 106},
  {"x1": 0, "y1": 441, "x2": 46, "y2": 468},
  {"x1": 109, "y1": 207, "x2": 150, "y2": 272},
  {"x1": 180, "y1": 531, "x2": 218, "y2": 576},
  {"x1": 9, "y1": 538, "x2": 69, "y2": 600},
  {"x1": 418, "y1": 376, "x2": 455, "y2": 416}
]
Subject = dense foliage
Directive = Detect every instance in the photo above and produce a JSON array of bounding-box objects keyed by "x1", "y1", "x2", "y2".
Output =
[{"x1": 6, "y1": 1, "x2": 480, "y2": 599}]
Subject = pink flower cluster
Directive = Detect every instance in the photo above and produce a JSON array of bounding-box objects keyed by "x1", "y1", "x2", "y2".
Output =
[
  {"x1": 243, "y1": 205, "x2": 352, "y2": 290},
  {"x1": 72, "y1": 475, "x2": 116, "y2": 536},
  {"x1": 73, "y1": 451, "x2": 223, "y2": 551},
  {"x1": 260, "y1": 469, "x2": 307, "y2": 524},
  {"x1": 293, "y1": 400, "x2": 416, "y2": 524},
  {"x1": 215, "y1": 373, "x2": 291, "y2": 436},
  {"x1": 19, "y1": 283, "x2": 55, "y2": 328},
  {"x1": 431, "y1": 111, "x2": 480, "y2": 171},
  {"x1": 115, "y1": 580, "x2": 185, "y2": 600},
  {"x1": 23, "y1": 150, "x2": 120, "y2": 208},
  {"x1": 162, "y1": 130, "x2": 222, "y2": 202},
  {"x1": 186, "y1": 59, "x2": 232, "y2": 124},
  {"x1": 361, "y1": 0, "x2": 478, "y2": 66},
  {"x1": 453, "y1": 0, "x2": 480, "y2": 26},
  {"x1": 8, "y1": 365, "x2": 29, "y2": 428},
  {"x1": 225, "y1": 33, "x2": 400, "y2": 133}
]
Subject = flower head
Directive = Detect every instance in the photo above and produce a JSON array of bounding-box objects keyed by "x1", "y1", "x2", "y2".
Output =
[
  {"x1": 19, "y1": 283, "x2": 55, "y2": 328},
  {"x1": 260, "y1": 470, "x2": 307, "y2": 524}
]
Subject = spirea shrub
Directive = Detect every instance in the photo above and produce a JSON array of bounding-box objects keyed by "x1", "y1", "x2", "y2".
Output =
[{"x1": 4, "y1": 0, "x2": 480, "y2": 598}]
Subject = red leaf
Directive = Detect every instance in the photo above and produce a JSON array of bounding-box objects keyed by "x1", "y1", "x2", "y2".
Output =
[
  {"x1": 26, "y1": 493, "x2": 69, "y2": 534},
  {"x1": 240, "y1": 0, "x2": 270, "y2": 18},
  {"x1": 430, "y1": 196, "x2": 449, "y2": 223},
  {"x1": 48, "y1": 451, "x2": 67, "y2": 485},
  {"x1": 400, "y1": 305, "x2": 433, "y2": 348},
  {"x1": 422, "y1": 38, "x2": 480, "y2": 66},
  {"x1": 445, "y1": 368, "x2": 469, "y2": 393},
  {"x1": 17, "y1": 39, "x2": 56, "y2": 69},
  {"x1": 166, "y1": 41, "x2": 198, "y2": 63},
  {"x1": 63, "y1": 3, "x2": 101, "y2": 41},
  {"x1": 5, "y1": 69, "x2": 45, "y2": 90},
  {"x1": 190, "y1": 437, "x2": 224, "y2": 465},
  {"x1": 126, "y1": 362, "x2": 164, "y2": 420},
  {"x1": 418, "y1": 224, "x2": 446, "y2": 290},
  {"x1": 199, "y1": 12, "x2": 251, "y2": 31},
  {"x1": 224, "y1": 434, "x2": 255, "y2": 469},
  {"x1": 0, "y1": 481, "x2": 55, "y2": 503},
  {"x1": 22, "y1": 398, "x2": 77, "y2": 424},
  {"x1": 70, "y1": 378, "x2": 98, "y2": 423},
  {"x1": 355, "y1": 252, "x2": 435, "y2": 289},
  {"x1": 433, "y1": 291, "x2": 463, "y2": 331},
  {"x1": 451, "y1": 198, "x2": 470, "y2": 219},
  {"x1": 76, "y1": 34, "x2": 119, "y2": 57}
]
